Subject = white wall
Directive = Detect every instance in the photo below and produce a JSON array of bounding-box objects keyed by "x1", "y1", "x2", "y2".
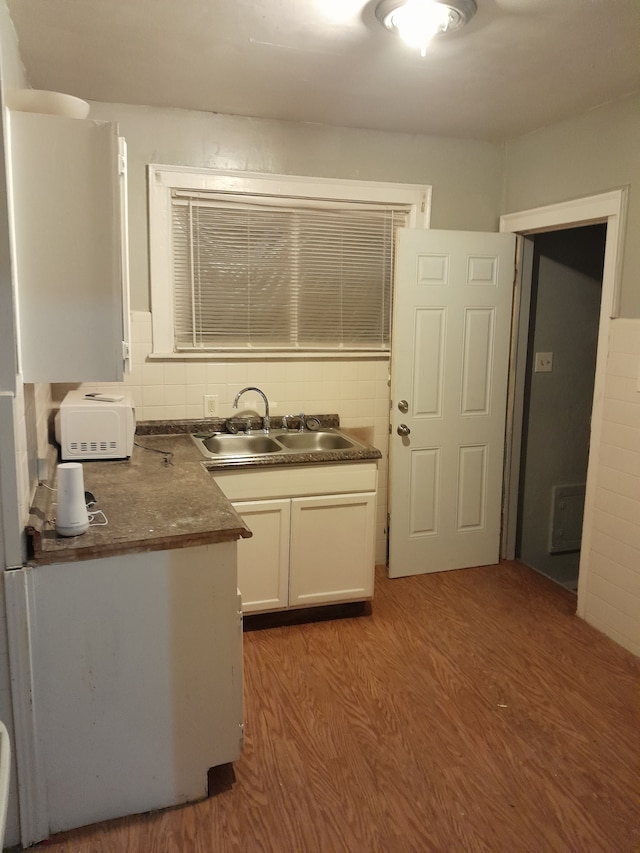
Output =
[
  {"x1": 0, "y1": 1, "x2": 18, "y2": 394},
  {"x1": 502, "y1": 96, "x2": 640, "y2": 655},
  {"x1": 74, "y1": 102, "x2": 506, "y2": 567},
  {"x1": 503, "y1": 92, "x2": 640, "y2": 319},
  {"x1": 0, "y1": 0, "x2": 31, "y2": 843},
  {"x1": 578, "y1": 319, "x2": 640, "y2": 655},
  {"x1": 87, "y1": 101, "x2": 505, "y2": 313},
  {"x1": 74, "y1": 99, "x2": 640, "y2": 654}
]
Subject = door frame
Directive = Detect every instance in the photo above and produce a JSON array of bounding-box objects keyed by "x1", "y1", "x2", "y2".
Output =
[{"x1": 499, "y1": 188, "x2": 628, "y2": 617}]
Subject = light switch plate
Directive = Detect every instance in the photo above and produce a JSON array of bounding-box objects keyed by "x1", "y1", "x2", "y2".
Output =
[{"x1": 534, "y1": 352, "x2": 553, "y2": 373}]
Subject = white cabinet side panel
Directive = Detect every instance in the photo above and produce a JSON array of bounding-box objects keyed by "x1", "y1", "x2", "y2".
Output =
[
  {"x1": 9, "y1": 112, "x2": 123, "y2": 382},
  {"x1": 26, "y1": 543, "x2": 240, "y2": 838}
]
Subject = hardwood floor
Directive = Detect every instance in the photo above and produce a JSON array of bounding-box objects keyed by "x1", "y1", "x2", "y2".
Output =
[{"x1": 29, "y1": 562, "x2": 640, "y2": 853}]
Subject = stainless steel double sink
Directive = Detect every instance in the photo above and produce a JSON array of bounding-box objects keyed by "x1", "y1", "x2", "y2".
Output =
[{"x1": 192, "y1": 428, "x2": 361, "y2": 460}]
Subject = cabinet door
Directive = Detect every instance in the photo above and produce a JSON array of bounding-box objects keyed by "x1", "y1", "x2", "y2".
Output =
[
  {"x1": 233, "y1": 499, "x2": 290, "y2": 613},
  {"x1": 289, "y1": 492, "x2": 375, "y2": 607},
  {"x1": 9, "y1": 111, "x2": 129, "y2": 382}
]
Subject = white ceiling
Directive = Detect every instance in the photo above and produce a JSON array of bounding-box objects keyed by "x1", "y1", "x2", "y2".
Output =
[{"x1": 6, "y1": 0, "x2": 640, "y2": 142}]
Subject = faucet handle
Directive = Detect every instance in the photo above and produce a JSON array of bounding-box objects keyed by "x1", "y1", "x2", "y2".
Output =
[{"x1": 298, "y1": 412, "x2": 306, "y2": 432}]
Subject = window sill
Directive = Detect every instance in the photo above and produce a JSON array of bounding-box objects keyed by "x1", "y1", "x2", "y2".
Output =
[{"x1": 148, "y1": 351, "x2": 390, "y2": 361}]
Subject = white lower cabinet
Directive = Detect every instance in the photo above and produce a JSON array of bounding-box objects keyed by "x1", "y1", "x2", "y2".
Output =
[{"x1": 217, "y1": 463, "x2": 377, "y2": 614}]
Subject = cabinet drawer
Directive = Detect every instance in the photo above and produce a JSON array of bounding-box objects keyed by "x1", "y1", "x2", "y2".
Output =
[{"x1": 215, "y1": 461, "x2": 377, "y2": 502}]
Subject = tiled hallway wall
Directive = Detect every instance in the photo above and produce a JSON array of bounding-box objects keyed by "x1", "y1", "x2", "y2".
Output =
[{"x1": 580, "y1": 318, "x2": 640, "y2": 655}]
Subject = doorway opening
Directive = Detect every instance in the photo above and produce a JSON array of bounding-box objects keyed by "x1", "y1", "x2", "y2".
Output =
[
  {"x1": 515, "y1": 225, "x2": 606, "y2": 592},
  {"x1": 500, "y1": 189, "x2": 627, "y2": 617}
]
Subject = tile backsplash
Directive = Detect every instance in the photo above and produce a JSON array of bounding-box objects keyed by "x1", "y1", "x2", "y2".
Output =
[{"x1": 54, "y1": 311, "x2": 391, "y2": 564}]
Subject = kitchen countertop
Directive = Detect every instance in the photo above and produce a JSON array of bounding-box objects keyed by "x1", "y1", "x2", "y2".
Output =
[
  {"x1": 137, "y1": 416, "x2": 382, "y2": 472},
  {"x1": 27, "y1": 434, "x2": 252, "y2": 566},
  {"x1": 27, "y1": 416, "x2": 381, "y2": 566}
]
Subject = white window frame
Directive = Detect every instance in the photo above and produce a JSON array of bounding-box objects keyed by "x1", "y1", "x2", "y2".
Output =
[{"x1": 148, "y1": 165, "x2": 431, "y2": 358}]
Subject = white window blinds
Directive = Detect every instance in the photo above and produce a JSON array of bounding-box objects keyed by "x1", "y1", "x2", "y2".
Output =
[{"x1": 171, "y1": 192, "x2": 409, "y2": 352}]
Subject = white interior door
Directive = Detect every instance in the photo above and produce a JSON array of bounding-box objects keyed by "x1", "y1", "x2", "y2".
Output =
[{"x1": 389, "y1": 228, "x2": 515, "y2": 577}]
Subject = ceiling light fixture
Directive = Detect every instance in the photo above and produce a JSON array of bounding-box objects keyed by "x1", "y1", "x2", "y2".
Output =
[{"x1": 375, "y1": 0, "x2": 477, "y2": 56}]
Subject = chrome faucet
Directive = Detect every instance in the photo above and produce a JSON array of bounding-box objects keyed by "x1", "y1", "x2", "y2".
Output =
[
  {"x1": 233, "y1": 386, "x2": 270, "y2": 434},
  {"x1": 283, "y1": 412, "x2": 305, "y2": 432}
]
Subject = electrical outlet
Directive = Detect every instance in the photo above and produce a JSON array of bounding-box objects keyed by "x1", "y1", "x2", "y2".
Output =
[
  {"x1": 203, "y1": 395, "x2": 218, "y2": 417},
  {"x1": 37, "y1": 457, "x2": 49, "y2": 481}
]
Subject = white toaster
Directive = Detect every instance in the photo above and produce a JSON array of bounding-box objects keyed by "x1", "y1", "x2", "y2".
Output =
[{"x1": 55, "y1": 390, "x2": 136, "y2": 460}]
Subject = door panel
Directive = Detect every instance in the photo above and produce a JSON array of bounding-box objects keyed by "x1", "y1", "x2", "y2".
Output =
[
  {"x1": 457, "y1": 444, "x2": 487, "y2": 530},
  {"x1": 409, "y1": 449, "x2": 439, "y2": 536},
  {"x1": 389, "y1": 228, "x2": 515, "y2": 577},
  {"x1": 461, "y1": 308, "x2": 494, "y2": 414},
  {"x1": 413, "y1": 309, "x2": 445, "y2": 416}
]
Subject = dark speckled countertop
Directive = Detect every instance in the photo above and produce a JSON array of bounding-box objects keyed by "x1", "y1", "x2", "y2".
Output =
[
  {"x1": 27, "y1": 416, "x2": 381, "y2": 567},
  {"x1": 136, "y1": 415, "x2": 382, "y2": 472},
  {"x1": 27, "y1": 434, "x2": 252, "y2": 566}
]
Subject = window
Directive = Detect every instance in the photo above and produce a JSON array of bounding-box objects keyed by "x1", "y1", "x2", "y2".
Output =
[{"x1": 149, "y1": 168, "x2": 430, "y2": 357}]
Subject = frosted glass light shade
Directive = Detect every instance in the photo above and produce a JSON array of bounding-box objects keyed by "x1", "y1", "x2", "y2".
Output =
[{"x1": 375, "y1": 0, "x2": 477, "y2": 56}]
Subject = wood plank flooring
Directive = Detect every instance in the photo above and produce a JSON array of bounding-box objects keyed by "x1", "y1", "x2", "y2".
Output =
[{"x1": 28, "y1": 562, "x2": 640, "y2": 853}]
